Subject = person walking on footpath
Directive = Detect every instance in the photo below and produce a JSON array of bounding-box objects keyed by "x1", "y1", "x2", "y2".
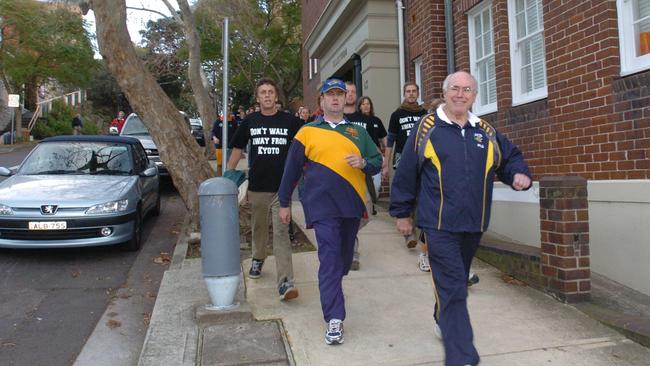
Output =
[
  {"x1": 384, "y1": 82, "x2": 429, "y2": 268},
  {"x1": 357, "y1": 95, "x2": 387, "y2": 215},
  {"x1": 227, "y1": 78, "x2": 302, "y2": 301},
  {"x1": 278, "y1": 78, "x2": 382, "y2": 345},
  {"x1": 71, "y1": 114, "x2": 83, "y2": 135},
  {"x1": 111, "y1": 111, "x2": 126, "y2": 133},
  {"x1": 390, "y1": 71, "x2": 532, "y2": 366}
]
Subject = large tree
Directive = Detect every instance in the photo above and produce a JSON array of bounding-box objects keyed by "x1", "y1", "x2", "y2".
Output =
[
  {"x1": 89, "y1": 0, "x2": 213, "y2": 226},
  {"x1": 0, "y1": 0, "x2": 97, "y2": 118}
]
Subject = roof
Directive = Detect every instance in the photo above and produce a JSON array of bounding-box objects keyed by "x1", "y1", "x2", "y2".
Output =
[{"x1": 41, "y1": 135, "x2": 143, "y2": 145}]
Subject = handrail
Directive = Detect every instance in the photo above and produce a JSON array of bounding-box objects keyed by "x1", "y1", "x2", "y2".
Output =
[{"x1": 27, "y1": 104, "x2": 42, "y2": 132}]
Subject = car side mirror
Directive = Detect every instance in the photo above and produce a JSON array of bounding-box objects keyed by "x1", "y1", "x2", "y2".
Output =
[
  {"x1": 141, "y1": 166, "x2": 158, "y2": 177},
  {"x1": 0, "y1": 167, "x2": 12, "y2": 176}
]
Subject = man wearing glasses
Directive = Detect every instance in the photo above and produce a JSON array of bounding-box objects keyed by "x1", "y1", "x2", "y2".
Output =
[{"x1": 389, "y1": 71, "x2": 532, "y2": 366}]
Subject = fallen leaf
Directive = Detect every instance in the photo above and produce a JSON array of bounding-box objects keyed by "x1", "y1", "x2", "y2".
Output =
[
  {"x1": 501, "y1": 274, "x2": 526, "y2": 286},
  {"x1": 118, "y1": 293, "x2": 132, "y2": 299},
  {"x1": 142, "y1": 312, "x2": 151, "y2": 326},
  {"x1": 153, "y1": 252, "x2": 171, "y2": 265},
  {"x1": 106, "y1": 320, "x2": 122, "y2": 329},
  {"x1": 1, "y1": 342, "x2": 16, "y2": 347},
  {"x1": 70, "y1": 270, "x2": 81, "y2": 278}
]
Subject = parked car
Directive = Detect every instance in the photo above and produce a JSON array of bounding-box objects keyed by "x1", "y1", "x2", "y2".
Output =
[
  {"x1": 189, "y1": 118, "x2": 206, "y2": 146},
  {"x1": 120, "y1": 112, "x2": 202, "y2": 175},
  {"x1": 0, "y1": 135, "x2": 160, "y2": 251},
  {"x1": 120, "y1": 113, "x2": 167, "y2": 175}
]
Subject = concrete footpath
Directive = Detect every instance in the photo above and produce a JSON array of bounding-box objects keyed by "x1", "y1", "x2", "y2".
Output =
[{"x1": 138, "y1": 202, "x2": 650, "y2": 365}]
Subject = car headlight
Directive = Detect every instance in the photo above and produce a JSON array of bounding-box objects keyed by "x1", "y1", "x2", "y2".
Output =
[
  {"x1": 85, "y1": 200, "x2": 129, "y2": 215},
  {"x1": 0, "y1": 204, "x2": 13, "y2": 215}
]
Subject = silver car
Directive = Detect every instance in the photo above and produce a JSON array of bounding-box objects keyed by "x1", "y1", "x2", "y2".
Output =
[
  {"x1": 120, "y1": 113, "x2": 168, "y2": 175},
  {"x1": 0, "y1": 135, "x2": 160, "y2": 250}
]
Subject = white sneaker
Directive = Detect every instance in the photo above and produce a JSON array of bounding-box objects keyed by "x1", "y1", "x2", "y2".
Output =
[
  {"x1": 418, "y1": 253, "x2": 431, "y2": 272},
  {"x1": 433, "y1": 322, "x2": 442, "y2": 340},
  {"x1": 325, "y1": 319, "x2": 344, "y2": 345}
]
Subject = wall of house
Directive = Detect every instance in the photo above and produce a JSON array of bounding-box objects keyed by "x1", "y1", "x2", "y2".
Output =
[
  {"x1": 405, "y1": 0, "x2": 448, "y2": 103},
  {"x1": 302, "y1": 0, "x2": 330, "y2": 112}
]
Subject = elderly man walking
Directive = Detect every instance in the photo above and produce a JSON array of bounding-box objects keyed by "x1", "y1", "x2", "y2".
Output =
[
  {"x1": 390, "y1": 71, "x2": 532, "y2": 366},
  {"x1": 278, "y1": 78, "x2": 382, "y2": 345}
]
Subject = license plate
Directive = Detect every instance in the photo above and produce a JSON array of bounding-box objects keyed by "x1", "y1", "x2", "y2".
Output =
[{"x1": 28, "y1": 221, "x2": 67, "y2": 230}]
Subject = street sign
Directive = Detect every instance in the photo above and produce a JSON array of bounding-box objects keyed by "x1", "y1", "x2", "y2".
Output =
[{"x1": 8, "y1": 94, "x2": 20, "y2": 108}]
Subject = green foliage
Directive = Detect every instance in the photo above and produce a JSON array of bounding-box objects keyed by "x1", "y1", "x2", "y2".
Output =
[
  {"x1": 0, "y1": 0, "x2": 98, "y2": 92},
  {"x1": 81, "y1": 121, "x2": 100, "y2": 135},
  {"x1": 32, "y1": 100, "x2": 74, "y2": 139},
  {"x1": 139, "y1": 0, "x2": 303, "y2": 110}
]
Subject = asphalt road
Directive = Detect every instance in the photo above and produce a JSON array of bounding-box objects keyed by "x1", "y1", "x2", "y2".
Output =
[{"x1": 0, "y1": 146, "x2": 186, "y2": 365}]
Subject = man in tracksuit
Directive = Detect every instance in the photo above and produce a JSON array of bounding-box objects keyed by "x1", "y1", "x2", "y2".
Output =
[
  {"x1": 278, "y1": 78, "x2": 382, "y2": 345},
  {"x1": 390, "y1": 71, "x2": 532, "y2": 366}
]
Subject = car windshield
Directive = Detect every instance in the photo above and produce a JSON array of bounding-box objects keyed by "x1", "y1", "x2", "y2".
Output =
[
  {"x1": 121, "y1": 115, "x2": 150, "y2": 136},
  {"x1": 20, "y1": 142, "x2": 133, "y2": 176}
]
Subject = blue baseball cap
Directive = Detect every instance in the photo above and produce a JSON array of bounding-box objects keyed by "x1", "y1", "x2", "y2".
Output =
[{"x1": 320, "y1": 78, "x2": 347, "y2": 93}]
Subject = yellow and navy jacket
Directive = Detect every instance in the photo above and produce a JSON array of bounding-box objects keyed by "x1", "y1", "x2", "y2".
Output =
[
  {"x1": 389, "y1": 108, "x2": 531, "y2": 233},
  {"x1": 279, "y1": 117, "x2": 382, "y2": 224}
]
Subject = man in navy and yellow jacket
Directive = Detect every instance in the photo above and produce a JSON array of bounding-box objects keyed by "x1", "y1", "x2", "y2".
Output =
[
  {"x1": 279, "y1": 78, "x2": 382, "y2": 345},
  {"x1": 390, "y1": 71, "x2": 531, "y2": 366}
]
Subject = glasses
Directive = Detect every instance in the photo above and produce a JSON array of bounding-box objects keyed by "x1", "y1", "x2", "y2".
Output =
[{"x1": 448, "y1": 85, "x2": 476, "y2": 95}]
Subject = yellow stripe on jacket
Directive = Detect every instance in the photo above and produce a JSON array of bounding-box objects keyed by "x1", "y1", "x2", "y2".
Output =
[{"x1": 295, "y1": 126, "x2": 367, "y2": 203}]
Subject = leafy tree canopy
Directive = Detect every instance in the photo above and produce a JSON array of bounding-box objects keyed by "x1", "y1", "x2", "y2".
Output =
[
  {"x1": 0, "y1": 0, "x2": 98, "y2": 92},
  {"x1": 138, "y1": 0, "x2": 302, "y2": 110}
]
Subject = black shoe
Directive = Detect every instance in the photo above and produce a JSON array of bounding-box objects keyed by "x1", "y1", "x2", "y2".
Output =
[
  {"x1": 371, "y1": 204, "x2": 377, "y2": 215},
  {"x1": 467, "y1": 272, "x2": 479, "y2": 287},
  {"x1": 248, "y1": 258, "x2": 264, "y2": 279},
  {"x1": 279, "y1": 280, "x2": 298, "y2": 301}
]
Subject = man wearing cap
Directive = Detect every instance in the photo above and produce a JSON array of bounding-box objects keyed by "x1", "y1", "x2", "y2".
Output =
[{"x1": 278, "y1": 78, "x2": 382, "y2": 345}]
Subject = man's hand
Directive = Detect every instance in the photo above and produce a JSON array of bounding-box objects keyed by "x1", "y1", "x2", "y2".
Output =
[
  {"x1": 381, "y1": 163, "x2": 390, "y2": 180},
  {"x1": 345, "y1": 154, "x2": 365, "y2": 169},
  {"x1": 396, "y1": 217, "x2": 413, "y2": 236},
  {"x1": 512, "y1": 173, "x2": 531, "y2": 191},
  {"x1": 279, "y1": 207, "x2": 291, "y2": 225},
  {"x1": 211, "y1": 136, "x2": 219, "y2": 144}
]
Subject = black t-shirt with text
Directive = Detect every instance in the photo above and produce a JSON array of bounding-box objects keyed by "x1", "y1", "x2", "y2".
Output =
[
  {"x1": 230, "y1": 111, "x2": 301, "y2": 192},
  {"x1": 388, "y1": 107, "x2": 427, "y2": 154},
  {"x1": 344, "y1": 112, "x2": 386, "y2": 148}
]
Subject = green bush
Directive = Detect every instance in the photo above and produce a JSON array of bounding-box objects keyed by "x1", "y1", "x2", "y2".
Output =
[
  {"x1": 32, "y1": 100, "x2": 75, "y2": 139},
  {"x1": 81, "y1": 122, "x2": 100, "y2": 135}
]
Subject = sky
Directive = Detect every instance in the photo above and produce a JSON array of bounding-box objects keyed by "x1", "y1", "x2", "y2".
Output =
[{"x1": 83, "y1": 0, "x2": 179, "y2": 56}]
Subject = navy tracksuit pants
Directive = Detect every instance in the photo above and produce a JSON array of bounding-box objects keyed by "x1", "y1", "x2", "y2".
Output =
[
  {"x1": 313, "y1": 217, "x2": 360, "y2": 322},
  {"x1": 425, "y1": 229, "x2": 482, "y2": 366}
]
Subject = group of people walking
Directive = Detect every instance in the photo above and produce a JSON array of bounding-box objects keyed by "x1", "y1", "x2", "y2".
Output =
[{"x1": 226, "y1": 71, "x2": 532, "y2": 366}]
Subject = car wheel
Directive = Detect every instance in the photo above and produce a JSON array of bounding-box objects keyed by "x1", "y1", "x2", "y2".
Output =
[
  {"x1": 151, "y1": 191, "x2": 161, "y2": 217},
  {"x1": 123, "y1": 209, "x2": 142, "y2": 251}
]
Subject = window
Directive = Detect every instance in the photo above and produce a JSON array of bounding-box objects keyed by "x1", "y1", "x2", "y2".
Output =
[
  {"x1": 468, "y1": 1, "x2": 497, "y2": 115},
  {"x1": 508, "y1": 0, "x2": 547, "y2": 105},
  {"x1": 618, "y1": 0, "x2": 650, "y2": 75},
  {"x1": 413, "y1": 56, "x2": 423, "y2": 105},
  {"x1": 308, "y1": 58, "x2": 319, "y2": 80}
]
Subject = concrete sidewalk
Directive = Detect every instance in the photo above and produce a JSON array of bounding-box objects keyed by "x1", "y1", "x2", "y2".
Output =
[{"x1": 139, "y1": 202, "x2": 650, "y2": 365}]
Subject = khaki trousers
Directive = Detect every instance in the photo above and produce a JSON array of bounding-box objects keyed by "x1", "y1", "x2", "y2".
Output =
[{"x1": 248, "y1": 191, "x2": 294, "y2": 288}]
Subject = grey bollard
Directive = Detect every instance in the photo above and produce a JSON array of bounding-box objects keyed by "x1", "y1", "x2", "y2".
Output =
[{"x1": 198, "y1": 177, "x2": 241, "y2": 310}]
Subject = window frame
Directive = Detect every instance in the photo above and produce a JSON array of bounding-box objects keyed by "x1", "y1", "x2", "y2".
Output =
[
  {"x1": 507, "y1": 0, "x2": 548, "y2": 106},
  {"x1": 468, "y1": 0, "x2": 498, "y2": 116},
  {"x1": 617, "y1": 0, "x2": 650, "y2": 76}
]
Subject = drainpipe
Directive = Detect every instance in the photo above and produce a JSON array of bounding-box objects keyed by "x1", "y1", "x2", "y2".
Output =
[
  {"x1": 445, "y1": 0, "x2": 455, "y2": 74},
  {"x1": 396, "y1": 0, "x2": 405, "y2": 90}
]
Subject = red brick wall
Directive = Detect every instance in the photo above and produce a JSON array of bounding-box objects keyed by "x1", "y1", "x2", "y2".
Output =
[
  {"x1": 448, "y1": 0, "x2": 650, "y2": 180},
  {"x1": 406, "y1": 0, "x2": 448, "y2": 104},
  {"x1": 301, "y1": 0, "x2": 329, "y2": 113}
]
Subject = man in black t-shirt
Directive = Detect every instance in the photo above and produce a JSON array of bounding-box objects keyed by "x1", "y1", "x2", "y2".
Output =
[
  {"x1": 384, "y1": 81, "x2": 429, "y2": 268},
  {"x1": 227, "y1": 78, "x2": 302, "y2": 301}
]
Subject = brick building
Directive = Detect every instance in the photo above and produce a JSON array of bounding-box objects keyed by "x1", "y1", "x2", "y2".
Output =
[{"x1": 302, "y1": 0, "x2": 650, "y2": 297}]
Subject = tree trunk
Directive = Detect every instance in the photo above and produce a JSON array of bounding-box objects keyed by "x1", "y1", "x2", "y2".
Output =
[
  {"x1": 177, "y1": 0, "x2": 217, "y2": 162},
  {"x1": 92, "y1": 0, "x2": 213, "y2": 227}
]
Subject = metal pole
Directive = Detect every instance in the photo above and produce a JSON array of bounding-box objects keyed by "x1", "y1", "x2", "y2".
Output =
[
  {"x1": 396, "y1": 0, "x2": 405, "y2": 90},
  {"x1": 221, "y1": 17, "x2": 229, "y2": 172},
  {"x1": 10, "y1": 107, "x2": 15, "y2": 145},
  {"x1": 444, "y1": 0, "x2": 455, "y2": 74}
]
